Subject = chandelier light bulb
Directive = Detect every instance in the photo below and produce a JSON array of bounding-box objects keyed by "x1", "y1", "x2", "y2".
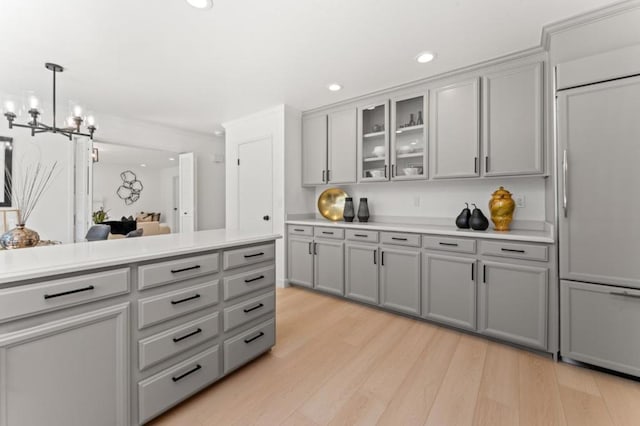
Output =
[
  {"x1": 28, "y1": 95, "x2": 39, "y2": 109},
  {"x1": 67, "y1": 116, "x2": 76, "y2": 127},
  {"x1": 4, "y1": 100, "x2": 16, "y2": 113},
  {"x1": 73, "y1": 104, "x2": 83, "y2": 117},
  {"x1": 86, "y1": 115, "x2": 96, "y2": 126}
]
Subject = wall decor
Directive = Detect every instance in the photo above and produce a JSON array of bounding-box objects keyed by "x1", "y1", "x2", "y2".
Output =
[
  {"x1": 117, "y1": 170, "x2": 144, "y2": 205},
  {"x1": 1, "y1": 136, "x2": 12, "y2": 207},
  {"x1": 317, "y1": 187, "x2": 348, "y2": 221}
]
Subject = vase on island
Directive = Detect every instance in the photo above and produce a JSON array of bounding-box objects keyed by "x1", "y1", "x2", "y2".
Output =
[{"x1": 0, "y1": 224, "x2": 40, "y2": 249}]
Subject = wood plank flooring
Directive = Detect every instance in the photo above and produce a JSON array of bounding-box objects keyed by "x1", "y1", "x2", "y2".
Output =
[{"x1": 151, "y1": 286, "x2": 640, "y2": 426}]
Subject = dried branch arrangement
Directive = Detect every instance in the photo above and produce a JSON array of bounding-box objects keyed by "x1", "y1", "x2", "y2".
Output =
[{"x1": 5, "y1": 161, "x2": 59, "y2": 225}]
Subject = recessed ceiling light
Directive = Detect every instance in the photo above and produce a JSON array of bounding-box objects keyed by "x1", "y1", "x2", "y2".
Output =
[
  {"x1": 186, "y1": 0, "x2": 213, "y2": 9},
  {"x1": 214, "y1": 129, "x2": 225, "y2": 136},
  {"x1": 327, "y1": 83, "x2": 342, "y2": 92},
  {"x1": 169, "y1": 157, "x2": 175, "y2": 161},
  {"x1": 140, "y1": 163, "x2": 147, "y2": 167},
  {"x1": 416, "y1": 51, "x2": 436, "y2": 64}
]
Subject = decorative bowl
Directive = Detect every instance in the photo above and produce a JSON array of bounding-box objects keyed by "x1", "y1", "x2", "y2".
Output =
[
  {"x1": 403, "y1": 167, "x2": 421, "y2": 176},
  {"x1": 317, "y1": 188, "x2": 349, "y2": 221},
  {"x1": 368, "y1": 169, "x2": 385, "y2": 178},
  {"x1": 372, "y1": 146, "x2": 386, "y2": 157},
  {"x1": 397, "y1": 145, "x2": 414, "y2": 155}
]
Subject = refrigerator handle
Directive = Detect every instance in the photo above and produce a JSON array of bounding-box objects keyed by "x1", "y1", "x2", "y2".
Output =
[{"x1": 563, "y1": 149, "x2": 568, "y2": 217}]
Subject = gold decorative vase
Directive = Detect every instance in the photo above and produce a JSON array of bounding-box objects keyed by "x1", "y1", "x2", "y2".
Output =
[
  {"x1": 489, "y1": 187, "x2": 515, "y2": 232},
  {"x1": 0, "y1": 224, "x2": 41, "y2": 249}
]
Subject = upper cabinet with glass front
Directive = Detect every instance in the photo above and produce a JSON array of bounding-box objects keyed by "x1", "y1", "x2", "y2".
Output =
[
  {"x1": 358, "y1": 101, "x2": 390, "y2": 182},
  {"x1": 390, "y1": 93, "x2": 428, "y2": 180}
]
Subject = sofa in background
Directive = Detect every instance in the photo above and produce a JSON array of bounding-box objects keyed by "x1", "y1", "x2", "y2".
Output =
[{"x1": 108, "y1": 221, "x2": 171, "y2": 239}]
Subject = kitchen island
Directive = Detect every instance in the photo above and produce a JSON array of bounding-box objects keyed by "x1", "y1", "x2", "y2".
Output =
[{"x1": 0, "y1": 229, "x2": 280, "y2": 425}]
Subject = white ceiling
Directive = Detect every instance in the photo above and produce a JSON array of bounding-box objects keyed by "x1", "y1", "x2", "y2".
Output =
[
  {"x1": 0, "y1": 0, "x2": 619, "y2": 135},
  {"x1": 93, "y1": 142, "x2": 179, "y2": 169}
]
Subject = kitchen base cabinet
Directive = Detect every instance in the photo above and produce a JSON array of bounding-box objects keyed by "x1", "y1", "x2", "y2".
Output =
[
  {"x1": 561, "y1": 280, "x2": 640, "y2": 377},
  {"x1": 345, "y1": 243, "x2": 379, "y2": 304},
  {"x1": 479, "y1": 262, "x2": 547, "y2": 350},
  {"x1": 380, "y1": 247, "x2": 420, "y2": 316},
  {"x1": 314, "y1": 240, "x2": 345, "y2": 296},
  {"x1": 0, "y1": 303, "x2": 130, "y2": 426},
  {"x1": 422, "y1": 254, "x2": 476, "y2": 331},
  {"x1": 287, "y1": 237, "x2": 314, "y2": 288}
]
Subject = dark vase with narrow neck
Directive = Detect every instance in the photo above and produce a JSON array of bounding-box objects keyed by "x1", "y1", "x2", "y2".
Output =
[
  {"x1": 357, "y1": 198, "x2": 370, "y2": 222},
  {"x1": 343, "y1": 197, "x2": 355, "y2": 222}
]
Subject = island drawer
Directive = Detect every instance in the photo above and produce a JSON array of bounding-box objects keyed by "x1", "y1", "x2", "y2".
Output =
[
  {"x1": 138, "y1": 253, "x2": 219, "y2": 290},
  {"x1": 138, "y1": 312, "x2": 220, "y2": 370},
  {"x1": 223, "y1": 243, "x2": 275, "y2": 271},
  {"x1": 138, "y1": 345, "x2": 220, "y2": 424},
  {"x1": 480, "y1": 241, "x2": 548, "y2": 262},
  {"x1": 138, "y1": 280, "x2": 219, "y2": 329},
  {"x1": 223, "y1": 318, "x2": 275, "y2": 374},
  {"x1": 423, "y1": 236, "x2": 476, "y2": 254},
  {"x1": 314, "y1": 227, "x2": 345, "y2": 240},
  {"x1": 224, "y1": 291, "x2": 275, "y2": 332},
  {"x1": 288, "y1": 225, "x2": 313, "y2": 236},
  {"x1": 223, "y1": 265, "x2": 275, "y2": 301},
  {"x1": 346, "y1": 229, "x2": 379, "y2": 243},
  {"x1": 380, "y1": 232, "x2": 421, "y2": 247},
  {"x1": 0, "y1": 268, "x2": 129, "y2": 323}
]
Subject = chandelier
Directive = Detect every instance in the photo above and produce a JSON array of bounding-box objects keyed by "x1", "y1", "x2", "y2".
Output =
[{"x1": 2, "y1": 63, "x2": 97, "y2": 140}]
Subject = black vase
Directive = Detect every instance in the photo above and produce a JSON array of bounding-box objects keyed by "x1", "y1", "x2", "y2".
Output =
[
  {"x1": 469, "y1": 204, "x2": 489, "y2": 231},
  {"x1": 357, "y1": 198, "x2": 370, "y2": 222},
  {"x1": 343, "y1": 197, "x2": 355, "y2": 222}
]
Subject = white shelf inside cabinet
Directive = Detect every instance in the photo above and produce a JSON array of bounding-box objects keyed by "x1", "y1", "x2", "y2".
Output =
[
  {"x1": 395, "y1": 152, "x2": 424, "y2": 160},
  {"x1": 363, "y1": 131, "x2": 385, "y2": 139},
  {"x1": 363, "y1": 157, "x2": 387, "y2": 162},
  {"x1": 395, "y1": 124, "x2": 424, "y2": 134}
]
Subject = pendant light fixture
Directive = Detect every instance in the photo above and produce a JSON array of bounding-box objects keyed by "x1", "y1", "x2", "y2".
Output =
[{"x1": 2, "y1": 63, "x2": 97, "y2": 140}]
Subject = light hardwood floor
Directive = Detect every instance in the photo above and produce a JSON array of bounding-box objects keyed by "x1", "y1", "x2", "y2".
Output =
[{"x1": 151, "y1": 286, "x2": 640, "y2": 426}]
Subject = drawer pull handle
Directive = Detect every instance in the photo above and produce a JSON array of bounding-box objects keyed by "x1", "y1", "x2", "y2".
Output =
[
  {"x1": 43, "y1": 285, "x2": 95, "y2": 300},
  {"x1": 244, "y1": 252, "x2": 265, "y2": 259},
  {"x1": 244, "y1": 275, "x2": 265, "y2": 283},
  {"x1": 391, "y1": 237, "x2": 408, "y2": 241},
  {"x1": 354, "y1": 234, "x2": 368, "y2": 237},
  {"x1": 294, "y1": 228, "x2": 305, "y2": 232},
  {"x1": 439, "y1": 242, "x2": 459, "y2": 247},
  {"x1": 501, "y1": 248, "x2": 526, "y2": 254},
  {"x1": 171, "y1": 294, "x2": 201, "y2": 305},
  {"x1": 170, "y1": 265, "x2": 201, "y2": 274},
  {"x1": 172, "y1": 364, "x2": 202, "y2": 382},
  {"x1": 322, "y1": 231, "x2": 334, "y2": 235},
  {"x1": 609, "y1": 291, "x2": 640, "y2": 299},
  {"x1": 173, "y1": 328, "x2": 203, "y2": 343},
  {"x1": 244, "y1": 331, "x2": 265, "y2": 344},
  {"x1": 243, "y1": 303, "x2": 264, "y2": 313}
]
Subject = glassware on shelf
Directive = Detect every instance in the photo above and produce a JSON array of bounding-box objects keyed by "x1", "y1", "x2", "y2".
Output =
[
  {"x1": 417, "y1": 111, "x2": 423, "y2": 125},
  {"x1": 409, "y1": 113, "x2": 416, "y2": 127}
]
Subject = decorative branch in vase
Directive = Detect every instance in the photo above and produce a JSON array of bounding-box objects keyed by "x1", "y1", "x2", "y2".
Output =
[{"x1": 1, "y1": 161, "x2": 59, "y2": 249}]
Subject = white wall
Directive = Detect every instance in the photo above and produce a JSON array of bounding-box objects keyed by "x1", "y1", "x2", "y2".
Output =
[
  {"x1": 93, "y1": 163, "x2": 177, "y2": 225},
  {"x1": 316, "y1": 177, "x2": 547, "y2": 224}
]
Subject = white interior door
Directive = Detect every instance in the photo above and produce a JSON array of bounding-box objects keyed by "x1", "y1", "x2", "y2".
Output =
[
  {"x1": 237, "y1": 137, "x2": 272, "y2": 234},
  {"x1": 74, "y1": 137, "x2": 93, "y2": 242},
  {"x1": 172, "y1": 175, "x2": 180, "y2": 233},
  {"x1": 179, "y1": 152, "x2": 196, "y2": 232}
]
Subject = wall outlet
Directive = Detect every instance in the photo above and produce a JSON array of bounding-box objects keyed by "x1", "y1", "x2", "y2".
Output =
[
  {"x1": 515, "y1": 195, "x2": 526, "y2": 208},
  {"x1": 413, "y1": 196, "x2": 420, "y2": 207}
]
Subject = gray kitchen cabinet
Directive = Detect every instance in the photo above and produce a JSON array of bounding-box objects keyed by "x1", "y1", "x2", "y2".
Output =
[
  {"x1": 390, "y1": 92, "x2": 428, "y2": 181},
  {"x1": 422, "y1": 253, "x2": 477, "y2": 331},
  {"x1": 328, "y1": 108, "x2": 357, "y2": 184},
  {"x1": 345, "y1": 242, "x2": 379, "y2": 304},
  {"x1": 429, "y1": 77, "x2": 480, "y2": 179},
  {"x1": 561, "y1": 280, "x2": 640, "y2": 377},
  {"x1": 287, "y1": 236, "x2": 314, "y2": 288},
  {"x1": 302, "y1": 114, "x2": 328, "y2": 185},
  {"x1": 358, "y1": 101, "x2": 390, "y2": 182},
  {"x1": 483, "y1": 62, "x2": 544, "y2": 176},
  {"x1": 0, "y1": 303, "x2": 130, "y2": 426},
  {"x1": 380, "y1": 246, "x2": 420, "y2": 315},
  {"x1": 479, "y1": 261, "x2": 548, "y2": 350},
  {"x1": 314, "y1": 239, "x2": 345, "y2": 296}
]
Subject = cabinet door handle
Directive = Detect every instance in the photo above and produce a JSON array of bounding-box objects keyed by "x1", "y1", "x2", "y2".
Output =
[
  {"x1": 244, "y1": 331, "x2": 265, "y2": 344},
  {"x1": 313, "y1": 242, "x2": 317, "y2": 255},
  {"x1": 563, "y1": 149, "x2": 568, "y2": 217},
  {"x1": 391, "y1": 237, "x2": 407, "y2": 241},
  {"x1": 501, "y1": 248, "x2": 525, "y2": 253},
  {"x1": 471, "y1": 263, "x2": 474, "y2": 281},
  {"x1": 483, "y1": 264, "x2": 487, "y2": 283},
  {"x1": 172, "y1": 364, "x2": 202, "y2": 382},
  {"x1": 322, "y1": 170, "x2": 325, "y2": 183},
  {"x1": 170, "y1": 265, "x2": 201, "y2": 274},
  {"x1": 391, "y1": 164, "x2": 395, "y2": 178},
  {"x1": 485, "y1": 156, "x2": 489, "y2": 172},
  {"x1": 243, "y1": 303, "x2": 265, "y2": 313},
  {"x1": 381, "y1": 251, "x2": 385, "y2": 266},
  {"x1": 354, "y1": 234, "x2": 368, "y2": 238},
  {"x1": 322, "y1": 231, "x2": 334, "y2": 235},
  {"x1": 244, "y1": 252, "x2": 264, "y2": 258},
  {"x1": 171, "y1": 294, "x2": 201, "y2": 305},
  {"x1": 173, "y1": 328, "x2": 202, "y2": 343},
  {"x1": 474, "y1": 157, "x2": 478, "y2": 174},
  {"x1": 294, "y1": 228, "x2": 305, "y2": 232},
  {"x1": 384, "y1": 165, "x2": 388, "y2": 178},
  {"x1": 308, "y1": 242, "x2": 312, "y2": 255},
  {"x1": 244, "y1": 275, "x2": 264, "y2": 283},
  {"x1": 439, "y1": 242, "x2": 458, "y2": 247},
  {"x1": 327, "y1": 170, "x2": 331, "y2": 182},
  {"x1": 609, "y1": 291, "x2": 640, "y2": 299},
  {"x1": 373, "y1": 249, "x2": 377, "y2": 265},
  {"x1": 43, "y1": 285, "x2": 95, "y2": 300}
]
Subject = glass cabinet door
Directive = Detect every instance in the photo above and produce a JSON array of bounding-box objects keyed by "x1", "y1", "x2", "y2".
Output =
[
  {"x1": 358, "y1": 101, "x2": 389, "y2": 182},
  {"x1": 391, "y1": 93, "x2": 428, "y2": 180}
]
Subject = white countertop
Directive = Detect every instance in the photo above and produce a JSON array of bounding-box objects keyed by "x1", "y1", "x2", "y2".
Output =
[
  {"x1": 0, "y1": 229, "x2": 281, "y2": 285},
  {"x1": 286, "y1": 219, "x2": 554, "y2": 244}
]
